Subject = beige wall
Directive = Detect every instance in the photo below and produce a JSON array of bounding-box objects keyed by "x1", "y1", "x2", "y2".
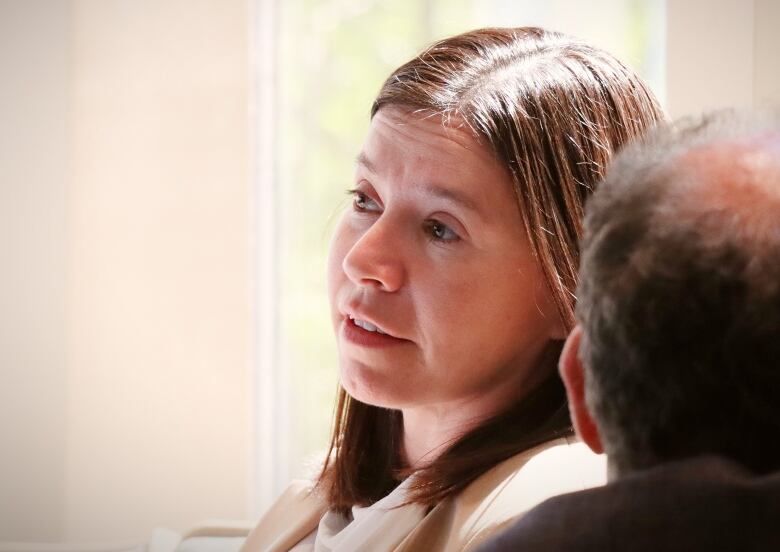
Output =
[
  {"x1": 754, "y1": 0, "x2": 780, "y2": 109},
  {"x1": 1, "y1": 0, "x2": 252, "y2": 542},
  {"x1": 0, "y1": 0, "x2": 70, "y2": 540},
  {"x1": 666, "y1": 0, "x2": 780, "y2": 118}
]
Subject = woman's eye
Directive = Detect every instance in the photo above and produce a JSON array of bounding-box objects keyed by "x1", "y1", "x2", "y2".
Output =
[
  {"x1": 348, "y1": 189, "x2": 381, "y2": 213},
  {"x1": 424, "y1": 219, "x2": 460, "y2": 243}
]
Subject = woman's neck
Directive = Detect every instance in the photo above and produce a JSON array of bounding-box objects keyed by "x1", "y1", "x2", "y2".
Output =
[
  {"x1": 400, "y1": 387, "x2": 520, "y2": 469},
  {"x1": 399, "y1": 348, "x2": 557, "y2": 469},
  {"x1": 401, "y1": 406, "x2": 473, "y2": 468}
]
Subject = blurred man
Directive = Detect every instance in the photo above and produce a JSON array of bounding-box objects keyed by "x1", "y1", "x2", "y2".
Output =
[{"x1": 479, "y1": 111, "x2": 780, "y2": 551}]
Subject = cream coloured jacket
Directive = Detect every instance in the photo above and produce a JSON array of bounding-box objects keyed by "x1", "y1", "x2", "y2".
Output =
[{"x1": 241, "y1": 437, "x2": 606, "y2": 552}]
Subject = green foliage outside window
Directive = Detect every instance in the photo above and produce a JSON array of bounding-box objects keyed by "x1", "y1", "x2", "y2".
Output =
[{"x1": 275, "y1": 0, "x2": 664, "y2": 478}]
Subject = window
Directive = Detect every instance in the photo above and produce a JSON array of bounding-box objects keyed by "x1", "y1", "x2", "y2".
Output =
[{"x1": 254, "y1": 0, "x2": 665, "y2": 514}]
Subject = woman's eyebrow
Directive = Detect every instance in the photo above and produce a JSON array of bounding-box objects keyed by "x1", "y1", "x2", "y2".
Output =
[
  {"x1": 422, "y1": 184, "x2": 482, "y2": 216},
  {"x1": 356, "y1": 151, "x2": 482, "y2": 216},
  {"x1": 355, "y1": 152, "x2": 376, "y2": 173}
]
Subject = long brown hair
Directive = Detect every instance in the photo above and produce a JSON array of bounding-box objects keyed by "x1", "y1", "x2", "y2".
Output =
[{"x1": 319, "y1": 27, "x2": 665, "y2": 513}]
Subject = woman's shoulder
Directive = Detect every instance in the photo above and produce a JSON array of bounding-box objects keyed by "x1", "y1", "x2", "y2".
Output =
[
  {"x1": 414, "y1": 437, "x2": 607, "y2": 551},
  {"x1": 467, "y1": 436, "x2": 608, "y2": 510},
  {"x1": 241, "y1": 479, "x2": 328, "y2": 552}
]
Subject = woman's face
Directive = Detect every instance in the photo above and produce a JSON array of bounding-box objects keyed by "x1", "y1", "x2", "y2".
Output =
[{"x1": 328, "y1": 107, "x2": 563, "y2": 412}]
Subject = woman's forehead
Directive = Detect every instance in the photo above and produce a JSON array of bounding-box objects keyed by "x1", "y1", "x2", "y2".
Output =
[
  {"x1": 357, "y1": 108, "x2": 520, "y2": 223},
  {"x1": 361, "y1": 107, "x2": 496, "y2": 172}
]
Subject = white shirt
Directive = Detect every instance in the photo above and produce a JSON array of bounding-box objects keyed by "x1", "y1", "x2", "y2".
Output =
[{"x1": 289, "y1": 477, "x2": 426, "y2": 552}]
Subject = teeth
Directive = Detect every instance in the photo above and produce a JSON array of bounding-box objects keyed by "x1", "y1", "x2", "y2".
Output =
[
  {"x1": 357, "y1": 320, "x2": 377, "y2": 332},
  {"x1": 350, "y1": 316, "x2": 388, "y2": 335}
]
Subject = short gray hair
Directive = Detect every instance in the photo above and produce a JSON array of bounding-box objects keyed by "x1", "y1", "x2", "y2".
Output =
[{"x1": 577, "y1": 109, "x2": 780, "y2": 474}]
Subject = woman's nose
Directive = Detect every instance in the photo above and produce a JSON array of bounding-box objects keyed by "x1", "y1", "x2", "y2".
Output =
[{"x1": 341, "y1": 219, "x2": 405, "y2": 292}]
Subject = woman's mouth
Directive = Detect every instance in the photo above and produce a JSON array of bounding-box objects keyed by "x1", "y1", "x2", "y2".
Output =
[
  {"x1": 351, "y1": 315, "x2": 390, "y2": 335},
  {"x1": 343, "y1": 315, "x2": 408, "y2": 348}
]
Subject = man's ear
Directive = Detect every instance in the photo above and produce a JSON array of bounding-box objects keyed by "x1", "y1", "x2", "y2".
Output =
[{"x1": 559, "y1": 325, "x2": 604, "y2": 454}]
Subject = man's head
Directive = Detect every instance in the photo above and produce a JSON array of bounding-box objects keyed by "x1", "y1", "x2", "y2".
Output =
[{"x1": 560, "y1": 111, "x2": 780, "y2": 477}]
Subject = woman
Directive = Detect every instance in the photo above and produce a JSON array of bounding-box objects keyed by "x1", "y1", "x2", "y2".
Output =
[{"x1": 243, "y1": 27, "x2": 664, "y2": 551}]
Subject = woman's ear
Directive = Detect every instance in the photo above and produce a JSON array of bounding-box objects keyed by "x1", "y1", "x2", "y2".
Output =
[
  {"x1": 550, "y1": 315, "x2": 568, "y2": 341},
  {"x1": 546, "y1": 306, "x2": 568, "y2": 342},
  {"x1": 559, "y1": 325, "x2": 604, "y2": 454}
]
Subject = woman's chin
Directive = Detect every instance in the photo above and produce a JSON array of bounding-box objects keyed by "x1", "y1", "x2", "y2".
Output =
[{"x1": 340, "y1": 363, "x2": 412, "y2": 409}]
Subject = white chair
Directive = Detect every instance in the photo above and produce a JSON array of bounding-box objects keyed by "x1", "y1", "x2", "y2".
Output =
[{"x1": 0, "y1": 521, "x2": 253, "y2": 552}]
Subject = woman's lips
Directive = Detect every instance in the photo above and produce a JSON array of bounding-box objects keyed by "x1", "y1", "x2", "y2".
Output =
[{"x1": 342, "y1": 317, "x2": 409, "y2": 348}]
